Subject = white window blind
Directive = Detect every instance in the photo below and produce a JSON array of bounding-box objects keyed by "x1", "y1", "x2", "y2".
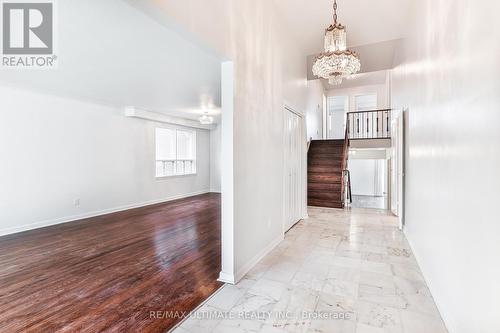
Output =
[
  {"x1": 155, "y1": 128, "x2": 197, "y2": 177},
  {"x1": 355, "y1": 94, "x2": 377, "y2": 111}
]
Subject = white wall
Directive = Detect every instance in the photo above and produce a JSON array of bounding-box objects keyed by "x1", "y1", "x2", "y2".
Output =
[
  {"x1": 210, "y1": 124, "x2": 222, "y2": 192},
  {"x1": 306, "y1": 80, "x2": 325, "y2": 140},
  {"x1": 349, "y1": 159, "x2": 386, "y2": 197},
  {"x1": 0, "y1": 86, "x2": 211, "y2": 236},
  {"x1": 132, "y1": 0, "x2": 309, "y2": 282},
  {"x1": 391, "y1": 0, "x2": 500, "y2": 332}
]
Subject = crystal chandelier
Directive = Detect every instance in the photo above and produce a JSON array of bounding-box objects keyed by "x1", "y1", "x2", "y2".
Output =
[
  {"x1": 199, "y1": 112, "x2": 214, "y2": 125},
  {"x1": 312, "y1": 0, "x2": 361, "y2": 85}
]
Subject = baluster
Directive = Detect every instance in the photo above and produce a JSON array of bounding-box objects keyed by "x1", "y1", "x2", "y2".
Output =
[{"x1": 386, "y1": 112, "x2": 389, "y2": 137}]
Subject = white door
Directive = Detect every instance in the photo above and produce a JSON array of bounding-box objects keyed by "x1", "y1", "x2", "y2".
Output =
[{"x1": 284, "y1": 108, "x2": 304, "y2": 232}]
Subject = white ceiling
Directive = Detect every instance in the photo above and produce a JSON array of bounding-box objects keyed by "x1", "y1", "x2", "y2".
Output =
[
  {"x1": 273, "y1": 0, "x2": 413, "y2": 55},
  {"x1": 0, "y1": 0, "x2": 222, "y2": 121}
]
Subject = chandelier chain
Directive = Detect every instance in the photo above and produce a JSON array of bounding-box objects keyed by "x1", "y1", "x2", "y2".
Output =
[
  {"x1": 313, "y1": 0, "x2": 361, "y2": 85},
  {"x1": 333, "y1": 0, "x2": 338, "y2": 24}
]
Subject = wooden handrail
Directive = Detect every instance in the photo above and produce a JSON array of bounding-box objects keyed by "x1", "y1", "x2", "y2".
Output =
[
  {"x1": 347, "y1": 108, "x2": 392, "y2": 114},
  {"x1": 340, "y1": 118, "x2": 350, "y2": 207}
]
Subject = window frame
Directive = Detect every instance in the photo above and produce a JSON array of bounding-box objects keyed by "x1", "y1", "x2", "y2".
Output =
[
  {"x1": 155, "y1": 127, "x2": 197, "y2": 179},
  {"x1": 354, "y1": 93, "x2": 378, "y2": 112}
]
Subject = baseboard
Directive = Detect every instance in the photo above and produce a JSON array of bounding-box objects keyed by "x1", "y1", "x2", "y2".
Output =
[
  {"x1": 217, "y1": 271, "x2": 236, "y2": 284},
  {"x1": 233, "y1": 233, "x2": 284, "y2": 283},
  {"x1": 0, "y1": 190, "x2": 210, "y2": 237}
]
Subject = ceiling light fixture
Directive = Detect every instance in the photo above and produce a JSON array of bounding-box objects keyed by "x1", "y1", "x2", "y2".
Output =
[
  {"x1": 199, "y1": 111, "x2": 214, "y2": 125},
  {"x1": 312, "y1": 0, "x2": 361, "y2": 86}
]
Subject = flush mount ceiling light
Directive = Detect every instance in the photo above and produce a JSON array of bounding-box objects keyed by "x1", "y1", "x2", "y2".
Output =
[
  {"x1": 312, "y1": 0, "x2": 361, "y2": 86},
  {"x1": 199, "y1": 112, "x2": 214, "y2": 125}
]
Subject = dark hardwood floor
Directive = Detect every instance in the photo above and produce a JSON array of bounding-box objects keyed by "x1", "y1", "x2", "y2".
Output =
[{"x1": 0, "y1": 193, "x2": 222, "y2": 333}]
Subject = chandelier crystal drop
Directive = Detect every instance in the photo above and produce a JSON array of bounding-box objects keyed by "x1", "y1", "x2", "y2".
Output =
[
  {"x1": 328, "y1": 75, "x2": 343, "y2": 86},
  {"x1": 312, "y1": 0, "x2": 361, "y2": 85}
]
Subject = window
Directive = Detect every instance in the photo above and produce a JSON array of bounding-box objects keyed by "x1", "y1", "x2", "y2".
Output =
[
  {"x1": 355, "y1": 94, "x2": 377, "y2": 111},
  {"x1": 326, "y1": 96, "x2": 348, "y2": 139},
  {"x1": 155, "y1": 128, "x2": 196, "y2": 177}
]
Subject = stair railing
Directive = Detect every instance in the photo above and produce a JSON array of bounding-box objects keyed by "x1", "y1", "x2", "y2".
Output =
[
  {"x1": 346, "y1": 109, "x2": 392, "y2": 140},
  {"x1": 343, "y1": 169, "x2": 353, "y2": 206},
  {"x1": 340, "y1": 118, "x2": 350, "y2": 208}
]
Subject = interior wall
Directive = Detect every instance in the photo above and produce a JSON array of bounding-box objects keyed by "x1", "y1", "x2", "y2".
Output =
[
  {"x1": 131, "y1": 0, "x2": 309, "y2": 282},
  {"x1": 390, "y1": 0, "x2": 500, "y2": 332},
  {"x1": 0, "y1": 85, "x2": 212, "y2": 236},
  {"x1": 210, "y1": 124, "x2": 222, "y2": 192},
  {"x1": 306, "y1": 80, "x2": 325, "y2": 140}
]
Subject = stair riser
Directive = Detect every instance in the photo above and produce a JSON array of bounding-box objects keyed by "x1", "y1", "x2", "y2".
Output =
[
  {"x1": 307, "y1": 139, "x2": 347, "y2": 209},
  {"x1": 307, "y1": 199, "x2": 344, "y2": 209},
  {"x1": 308, "y1": 192, "x2": 342, "y2": 200},
  {"x1": 308, "y1": 175, "x2": 342, "y2": 184},
  {"x1": 308, "y1": 166, "x2": 343, "y2": 173},
  {"x1": 308, "y1": 183, "x2": 342, "y2": 191}
]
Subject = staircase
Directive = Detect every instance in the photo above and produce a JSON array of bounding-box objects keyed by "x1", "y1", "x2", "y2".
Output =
[{"x1": 307, "y1": 139, "x2": 347, "y2": 208}]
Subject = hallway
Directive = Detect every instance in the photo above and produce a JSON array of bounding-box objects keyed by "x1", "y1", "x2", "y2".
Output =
[{"x1": 174, "y1": 207, "x2": 446, "y2": 333}]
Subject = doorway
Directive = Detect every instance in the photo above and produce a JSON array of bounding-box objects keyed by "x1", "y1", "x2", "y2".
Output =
[{"x1": 349, "y1": 155, "x2": 389, "y2": 210}]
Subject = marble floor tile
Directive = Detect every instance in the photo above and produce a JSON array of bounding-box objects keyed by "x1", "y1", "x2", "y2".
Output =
[
  {"x1": 356, "y1": 323, "x2": 385, "y2": 333},
  {"x1": 259, "y1": 325, "x2": 290, "y2": 333},
  {"x1": 359, "y1": 271, "x2": 395, "y2": 289},
  {"x1": 400, "y1": 310, "x2": 448, "y2": 333},
  {"x1": 327, "y1": 266, "x2": 361, "y2": 283},
  {"x1": 291, "y1": 271, "x2": 326, "y2": 292},
  {"x1": 248, "y1": 278, "x2": 288, "y2": 301},
  {"x1": 315, "y1": 293, "x2": 357, "y2": 321},
  {"x1": 307, "y1": 318, "x2": 356, "y2": 333},
  {"x1": 355, "y1": 300, "x2": 403, "y2": 332},
  {"x1": 174, "y1": 207, "x2": 447, "y2": 333},
  {"x1": 322, "y1": 278, "x2": 359, "y2": 299},
  {"x1": 207, "y1": 284, "x2": 247, "y2": 311},
  {"x1": 391, "y1": 263, "x2": 425, "y2": 282},
  {"x1": 360, "y1": 260, "x2": 393, "y2": 276},
  {"x1": 393, "y1": 276, "x2": 431, "y2": 297},
  {"x1": 179, "y1": 304, "x2": 223, "y2": 333}
]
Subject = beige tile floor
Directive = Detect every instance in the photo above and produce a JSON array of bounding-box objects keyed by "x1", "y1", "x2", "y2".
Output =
[{"x1": 173, "y1": 207, "x2": 448, "y2": 333}]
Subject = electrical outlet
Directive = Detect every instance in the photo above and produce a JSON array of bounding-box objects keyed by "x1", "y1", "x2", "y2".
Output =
[
  {"x1": 267, "y1": 218, "x2": 271, "y2": 228},
  {"x1": 74, "y1": 198, "x2": 80, "y2": 207}
]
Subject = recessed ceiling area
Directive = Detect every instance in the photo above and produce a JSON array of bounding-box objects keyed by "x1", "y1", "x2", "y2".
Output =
[
  {"x1": 273, "y1": 0, "x2": 413, "y2": 56},
  {"x1": 318, "y1": 70, "x2": 388, "y2": 90},
  {"x1": 275, "y1": 0, "x2": 412, "y2": 90},
  {"x1": 0, "y1": 0, "x2": 222, "y2": 121},
  {"x1": 307, "y1": 39, "x2": 401, "y2": 81}
]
